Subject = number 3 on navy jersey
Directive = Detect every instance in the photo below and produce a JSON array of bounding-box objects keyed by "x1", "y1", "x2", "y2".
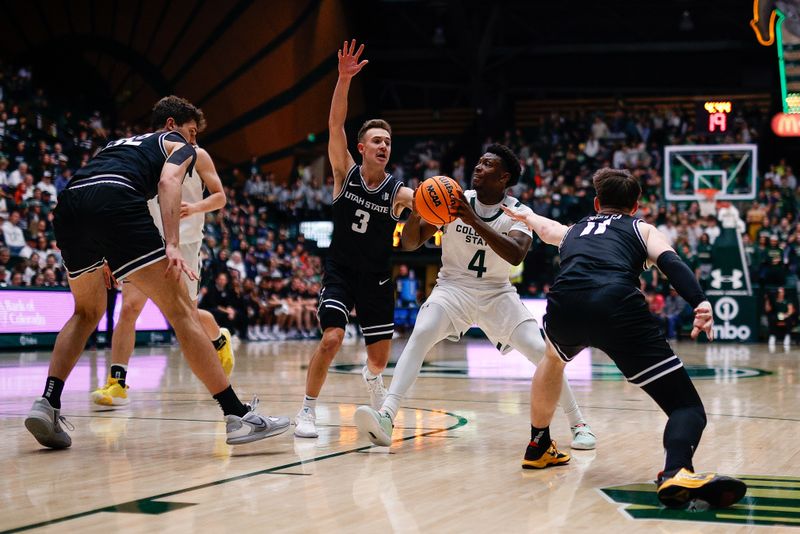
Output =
[
  {"x1": 352, "y1": 209, "x2": 370, "y2": 233},
  {"x1": 579, "y1": 219, "x2": 611, "y2": 237}
]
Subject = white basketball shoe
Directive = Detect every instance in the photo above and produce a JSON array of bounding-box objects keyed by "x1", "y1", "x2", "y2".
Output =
[
  {"x1": 570, "y1": 423, "x2": 597, "y2": 450},
  {"x1": 354, "y1": 405, "x2": 394, "y2": 446},
  {"x1": 294, "y1": 406, "x2": 319, "y2": 438},
  {"x1": 225, "y1": 397, "x2": 290, "y2": 444},
  {"x1": 362, "y1": 366, "x2": 387, "y2": 410}
]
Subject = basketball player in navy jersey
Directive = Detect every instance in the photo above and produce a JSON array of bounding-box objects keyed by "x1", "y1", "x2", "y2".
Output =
[
  {"x1": 295, "y1": 40, "x2": 414, "y2": 438},
  {"x1": 24, "y1": 96, "x2": 289, "y2": 449},
  {"x1": 503, "y1": 168, "x2": 747, "y2": 508},
  {"x1": 90, "y1": 108, "x2": 235, "y2": 408}
]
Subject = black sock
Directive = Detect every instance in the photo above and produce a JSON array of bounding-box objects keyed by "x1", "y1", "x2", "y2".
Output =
[
  {"x1": 42, "y1": 376, "x2": 65, "y2": 409},
  {"x1": 212, "y1": 334, "x2": 227, "y2": 351},
  {"x1": 213, "y1": 385, "x2": 248, "y2": 417},
  {"x1": 663, "y1": 406, "x2": 706, "y2": 474},
  {"x1": 110, "y1": 365, "x2": 127, "y2": 388},
  {"x1": 526, "y1": 425, "x2": 551, "y2": 460}
]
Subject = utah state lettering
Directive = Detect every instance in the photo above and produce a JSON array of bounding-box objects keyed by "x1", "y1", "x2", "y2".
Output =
[{"x1": 343, "y1": 190, "x2": 389, "y2": 214}]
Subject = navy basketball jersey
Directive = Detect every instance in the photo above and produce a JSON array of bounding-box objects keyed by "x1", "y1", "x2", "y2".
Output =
[
  {"x1": 552, "y1": 213, "x2": 648, "y2": 291},
  {"x1": 71, "y1": 130, "x2": 194, "y2": 199},
  {"x1": 329, "y1": 165, "x2": 402, "y2": 272}
]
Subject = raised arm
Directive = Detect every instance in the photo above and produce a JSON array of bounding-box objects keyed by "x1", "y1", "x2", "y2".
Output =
[
  {"x1": 500, "y1": 205, "x2": 568, "y2": 247},
  {"x1": 329, "y1": 39, "x2": 368, "y2": 198},
  {"x1": 182, "y1": 148, "x2": 226, "y2": 218}
]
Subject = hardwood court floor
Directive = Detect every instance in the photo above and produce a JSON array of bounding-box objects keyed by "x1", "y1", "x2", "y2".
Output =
[{"x1": 1, "y1": 336, "x2": 799, "y2": 533}]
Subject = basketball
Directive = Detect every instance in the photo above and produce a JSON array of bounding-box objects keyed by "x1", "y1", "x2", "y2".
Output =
[{"x1": 414, "y1": 175, "x2": 463, "y2": 225}]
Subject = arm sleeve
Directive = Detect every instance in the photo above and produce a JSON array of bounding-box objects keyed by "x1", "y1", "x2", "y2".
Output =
[{"x1": 656, "y1": 250, "x2": 707, "y2": 308}]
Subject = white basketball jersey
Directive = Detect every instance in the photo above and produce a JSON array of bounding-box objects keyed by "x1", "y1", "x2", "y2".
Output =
[
  {"x1": 437, "y1": 190, "x2": 533, "y2": 286},
  {"x1": 148, "y1": 147, "x2": 206, "y2": 243}
]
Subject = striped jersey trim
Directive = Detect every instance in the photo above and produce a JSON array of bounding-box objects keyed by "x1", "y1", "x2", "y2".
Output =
[
  {"x1": 363, "y1": 329, "x2": 394, "y2": 336},
  {"x1": 358, "y1": 166, "x2": 392, "y2": 193},
  {"x1": 389, "y1": 181, "x2": 404, "y2": 221},
  {"x1": 633, "y1": 218, "x2": 647, "y2": 252},
  {"x1": 112, "y1": 247, "x2": 166, "y2": 280},
  {"x1": 158, "y1": 131, "x2": 170, "y2": 158},
  {"x1": 362, "y1": 322, "x2": 394, "y2": 330},
  {"x1": 322, "y1": 304, "x2": 350, "y2": 321},
  {"x1": 65, "y1": 258, "x2": 106, "y2": 279},
  {"x1": 558, "y1": 225, "x2": 574, "y2": 251},
  {"x1": 70, "y1": 173, "x2": 133, "y2": 185},
  {"x1": 68, "y1": 179, "x2": 138, "y2": 192},
  {"x1": 626, "y1": 355, "x2": 684, "y2": 387},
  {"x1": 331, "y1": 164, "x2": 358, "y2": 204}
]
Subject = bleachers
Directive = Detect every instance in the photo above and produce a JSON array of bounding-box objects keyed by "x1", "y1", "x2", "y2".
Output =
[
  {"x1": 515, "y1": 93, "x2": 771, "y2": 127},
  {"x1": 380, "y1": 108, "x2": 476, "y2": 136}
]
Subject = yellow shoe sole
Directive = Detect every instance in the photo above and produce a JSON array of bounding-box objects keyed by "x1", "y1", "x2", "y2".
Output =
[{"x1": 218, "y1": 328, "x2": 235, "y2": 377}]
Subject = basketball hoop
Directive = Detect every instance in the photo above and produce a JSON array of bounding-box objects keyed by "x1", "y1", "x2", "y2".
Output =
[{"x1": 697, "y1": 188, "x2": 719, "y2": 217}]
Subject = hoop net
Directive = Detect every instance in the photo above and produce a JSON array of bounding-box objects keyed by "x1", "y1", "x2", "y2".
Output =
[{"x1": 697, "y1": 188, "x2": 719, "y2": 217}]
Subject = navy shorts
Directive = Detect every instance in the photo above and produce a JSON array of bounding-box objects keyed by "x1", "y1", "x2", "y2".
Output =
[
  {"x1": 543, "y1": 285, "x2": 681, "y2": 388},
  {"x1": 317, "y1": 259, "x2": 395, "y2": 345},
  {"x1": 54, "y1": 180, "x2": 165, "y2": 281}
]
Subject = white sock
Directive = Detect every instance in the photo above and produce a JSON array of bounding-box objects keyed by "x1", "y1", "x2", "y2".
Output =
[
  {"x1": 363, "y1": 365, "x2": 379, "y2": 381},
  {"x1": 379, "y1": 302, "x2": 453, "y2": 423},
  {"x1": 303, "y1": 395, "x2": 317, "y2": 411},
  {"x1": 382, "y1": 393, "x2": 401, "y2": 421}
]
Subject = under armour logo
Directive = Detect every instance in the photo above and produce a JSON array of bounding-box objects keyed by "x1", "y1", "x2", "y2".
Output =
[
  {"x1": 710, "y1": 269, "x2": 744, "y2": 290},
  {"x1": 383, "y1": 192, "x2": 389, "y2": 201}
]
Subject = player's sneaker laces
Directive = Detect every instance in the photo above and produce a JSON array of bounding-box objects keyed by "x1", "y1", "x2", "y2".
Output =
[
  {"x1": 362, "y1": 366, "x2": 387, "y2": 410},
  {"x1": 656, "y1": 467, "x2": 747, "y2": 509},
  {"x1": 225, "y1": 397, "x2": 290, "y2": 444},
  {"x1": 294, "y1": 407, "x2": 319, "y2": 438},
  {"x1": 90, "y1": 377, "x2": 129, "y2": 407},
  {"x1": 24, "y1": 397, "x2": 74, "y2": 449},
  {"x1": 522, "y1": 440, "x2": 570, "y2": 469},
  {"x1": 570, "y1": 423, "x2": 596, "y2": 450},
  {"x1": 218, "y1": 328, "x2": 235, "y2": 377},
  {"x1": 354, "y1": 405, "x2": 394, "y2": 446}
]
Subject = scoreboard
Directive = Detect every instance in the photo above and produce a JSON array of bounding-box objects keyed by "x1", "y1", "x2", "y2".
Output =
[{"x1": 697, "y1": 101, "x2": 732, "y2": 134}]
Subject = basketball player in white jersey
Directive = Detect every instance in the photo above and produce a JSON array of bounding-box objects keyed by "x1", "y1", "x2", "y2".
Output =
[
  {"x1": 355, "y1": 144, "x2": 596, "y2": 457},
  {"x1": 90, "y1": 121, "x2": 234, "y2": 407}
]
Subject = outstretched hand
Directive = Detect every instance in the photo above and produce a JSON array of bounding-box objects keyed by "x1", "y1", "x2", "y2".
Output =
[
  {"x1": 338, "y1": 39, "x2": 368, "y2": 79},
  {"x1": 690, "y1": 301, "x2": 714, "y2": 341},
  {"x1": 165, "y1": 244, "x2": 199, "y2": 282},
  {"x1": 501, "y1": 205, "x2": 535, "y2": 230}
]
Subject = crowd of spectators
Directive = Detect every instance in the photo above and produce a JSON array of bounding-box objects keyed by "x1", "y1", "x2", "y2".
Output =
[{"x1": 3, "y1": 60, "x2": 799, "y2": 341}]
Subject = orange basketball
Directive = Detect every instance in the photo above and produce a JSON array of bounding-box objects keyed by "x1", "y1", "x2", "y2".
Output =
[{"x1": 414, "y1": 176, "x2": 463, "y2": 225}]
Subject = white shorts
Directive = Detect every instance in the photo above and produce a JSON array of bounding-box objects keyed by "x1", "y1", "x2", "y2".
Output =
[
  {"x1": 424, "y1": 281, "x2": 536, "y2": 353},
  {"x1": 179, "y1": 240, "x2": 202, "y2": 301}
]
